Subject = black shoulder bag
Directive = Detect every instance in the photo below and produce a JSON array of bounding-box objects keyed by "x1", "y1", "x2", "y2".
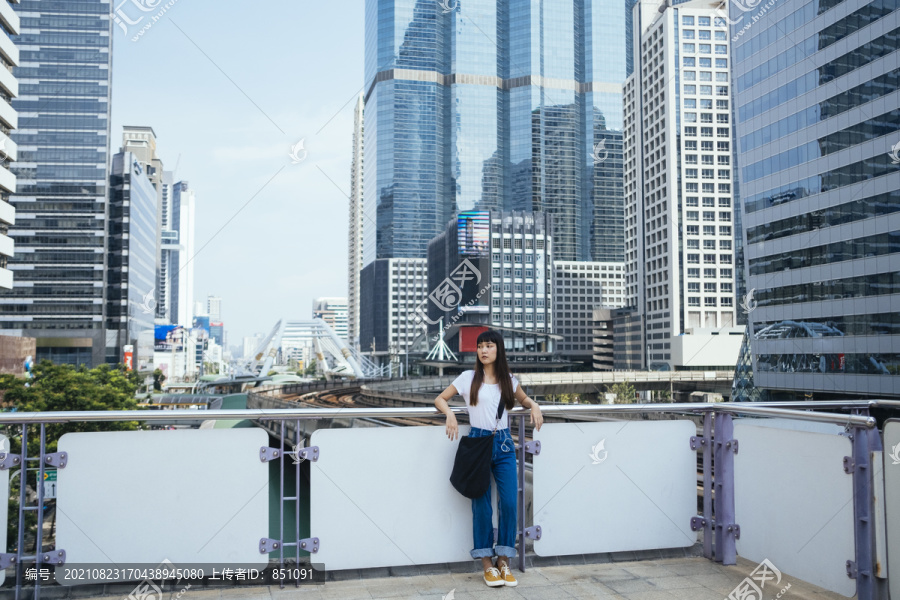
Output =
[{"x1": 449, "y1": 400, "x2": 506, "y2": 499}]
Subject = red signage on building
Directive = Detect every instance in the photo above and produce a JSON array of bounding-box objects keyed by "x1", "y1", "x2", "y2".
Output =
[
  {"x1": 123, "y1": 344, "x2": 134, "y2": 371},
  {"x1": 459, "y1": 326, "x2": 489, "y2": 353}
]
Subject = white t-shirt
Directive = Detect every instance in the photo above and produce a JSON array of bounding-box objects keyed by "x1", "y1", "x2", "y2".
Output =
[{"x1": 451, "y1": 370, "x2": 520, "y2": 430}]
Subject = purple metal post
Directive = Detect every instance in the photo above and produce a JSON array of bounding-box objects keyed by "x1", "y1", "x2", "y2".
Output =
[
  {"x1": 702, "y1": 412, "x2": 713, "y2": 559},
  {"x1": 35, "y1": 424, "x2": 46, "y2": 600},
  {"x1": 279, "y1": 420, "x2": 285, "y2": 587},
  {"x1": 849, "y1": 422, "x2": 887, "y2": 599},
  {"x1": 295, "y1": 419, "x2": 300, "y2": 587},
  {"x1": 713, "y1": 413, "x2": 736, "y2": 565},
  {"x1": 517, "y1": 413, "x2": 526, "y2": 572},
  {"x1": 15, "y1": 424, "x2": 28, "y2": 600}
]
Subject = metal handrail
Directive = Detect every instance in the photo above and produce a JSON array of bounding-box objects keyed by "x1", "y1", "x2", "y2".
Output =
[{"x1": 0, "y1": 402, "x2": 877, "y2": 427}]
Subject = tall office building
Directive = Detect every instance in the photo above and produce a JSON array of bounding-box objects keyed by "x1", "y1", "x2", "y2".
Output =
[
  {"x1": 0, "y1": 0, "x2": 18, "y2": 291},
  {"x1": 554, "y1": 261, "x2": 626, "y2": 364},
  {"x1": 359, "y1": 258, "x2": 427, "y2": 364},
  {"x1": 163, "y1": 180, "x2": 195, "y2": 327},
  {"x1": 348, "y1": 94, "x2": 364, "y2": 350},
  {"x1": 106, "y1": 152, "x2": 157, "y2": 366},
  {"x1": 3, "y1": 0, "x2": 113, "y2": 366},
  {"x1": 157, "y1": 170, "x2": 175, "y2": 321},
  {"x1": 122, "y1": 126, "x2": 164, "y2": 312},
  {"x1": 624, "y1": 0, "x2": 738, "y2": 370},
  {"x1": 424, "y1": 210, "x2": 560, "y2": 368},
  {"x1": 207, "y1": 295, "x2": 222, "y2": 321},
  {"x1": 363, "y1": 0, "x2": 627, "y2": 266},
  {"x1": 732, "y1": 0, "x2": 900, "y2": 398}
]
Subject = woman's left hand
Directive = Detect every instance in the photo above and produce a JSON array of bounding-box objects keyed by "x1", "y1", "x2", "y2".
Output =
[{"x1": 530, "y1": 405, "x2": 543, "y2": 431}]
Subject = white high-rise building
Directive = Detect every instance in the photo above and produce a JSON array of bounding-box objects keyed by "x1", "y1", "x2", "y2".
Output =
[
  {"x1": 624, "y1": 0, "x2": 737, "y2": 369},
  {"x1": 0, "y1": 0, "x2": 18, "y2": 290},
  {"x1": 347, "y1": 94, "x2": 364, "y2": 350},
  {"x1": 312, "y1": 297, "x2": 348, "y2": 341},
  {"x1": 207, "y1": 295, "x2": 222, "y2": 321},
  {"x1": 168, "y1": 180, "x2": 195, "y2": 327}
]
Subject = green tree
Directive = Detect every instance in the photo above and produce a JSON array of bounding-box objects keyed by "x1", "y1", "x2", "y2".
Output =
[
  {"x1": 606, "y1": 381, "x2": 636, "y2": 404},
  {"x1": 304, "y1": 360, "x2": 317, "y2": 376},
  {"x1": 152, "y1": 368, "x2": 166, "y2": 391},
  {"x1": 0, "y1": 361, "x2": 142, "y2": 550}
]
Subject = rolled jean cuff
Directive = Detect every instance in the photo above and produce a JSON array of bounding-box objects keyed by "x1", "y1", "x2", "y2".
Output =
[
  {"x1": 493, "y1": 545, "x2": 517, "y2": 559},
  {"x1": 470, "y1": 548, "x2": 494, "y2": 559}
]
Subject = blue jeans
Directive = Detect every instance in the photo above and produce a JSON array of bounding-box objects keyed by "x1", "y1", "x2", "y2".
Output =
[{"x1": 467, "y1": 427, "x2": 518, "y2": 559}]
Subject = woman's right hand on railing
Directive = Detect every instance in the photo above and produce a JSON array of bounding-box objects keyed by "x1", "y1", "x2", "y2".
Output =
[{"x1": 445, "y1": 413, "x2": 459, "y2": 441}]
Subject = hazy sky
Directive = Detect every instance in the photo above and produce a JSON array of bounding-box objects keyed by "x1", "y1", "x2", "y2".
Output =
[{"x1": 110, "y1": 0, "x2": 364, "y2": 346}]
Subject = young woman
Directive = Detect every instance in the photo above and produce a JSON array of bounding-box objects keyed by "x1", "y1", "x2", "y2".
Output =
[{"x1": 434, "y1": 329, "x2": 543, "y2": 588}]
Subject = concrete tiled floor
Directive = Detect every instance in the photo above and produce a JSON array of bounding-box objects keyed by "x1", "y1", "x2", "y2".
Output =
[{"x1": 81, "y1": 557, "x2": 851, "y2": 600}]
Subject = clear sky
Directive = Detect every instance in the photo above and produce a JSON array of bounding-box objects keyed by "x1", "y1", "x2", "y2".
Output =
[{"x1": 110, "y1": 0, "x2": 365, "y2": 347}]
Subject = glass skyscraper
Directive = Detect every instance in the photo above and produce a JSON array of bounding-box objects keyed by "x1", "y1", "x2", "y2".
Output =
[
  {"x1": 732, "y1": 0, "x2": 900, "y2": 398},
  {"x1": 363, "y1": 0, "x2": 628, "y2": 265},
  {"x1": 2, "y1": 0, "x2": 112, "y2": 366}
]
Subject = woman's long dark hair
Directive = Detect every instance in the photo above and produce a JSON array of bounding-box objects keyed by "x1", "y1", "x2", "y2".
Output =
[{"x1": 470, "y1": 329, "x2": 515, "y2": 411}]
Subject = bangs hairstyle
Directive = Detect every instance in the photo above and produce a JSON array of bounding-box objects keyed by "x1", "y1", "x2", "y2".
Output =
[{"x1": 469, "y1": 329, "x2": 515, "y2": 410}]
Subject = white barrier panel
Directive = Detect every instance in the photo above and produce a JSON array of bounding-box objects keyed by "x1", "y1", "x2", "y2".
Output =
[
  {"x1": 734, "y1": 419, "x2": 854, "y2": 597},
  {"x1": 885, "y1": 420, "x2": 900, "y2": 600},
  {"x1": 57, "y1": 429, "x2": 268, "y2": 576},
  {"x1": 532, "y1": 421, "x2": 697, "y2": 556},
  {"x1": 311, "y1": 426, "x2": 478, "y2": 570}
]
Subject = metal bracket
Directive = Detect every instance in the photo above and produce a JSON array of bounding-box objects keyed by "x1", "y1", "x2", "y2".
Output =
[
  {"x1": 524, "y1": 441, "x2": 541, "y2": 455},
  {"x1": 44, "y1": 452, "x2": 68, "y2": 468},
  {"x1": 716, "y1": 439, "x2": 739, "y2": 454},
  {"x1": 259, "y1": 538, "x2": 281, "y2": 553},
  {"x1": 41, "y1": 550, "x2": 65, "y2": 565},
  {"x1": 689, "y1": 436, "x2": 708, "y2": 450},
  {"x1": 843, "y1": 456, "x2": 854, "y2": 473},
  {"x1": 260, "y1": 447, "x2": 282, "y2": 462},
  {"x1": 298, "y1": 537, "x2": 319, "y2": 553},
  {"x1": 524, "y1": 525, "x2": 542, "y2": 540},
  {"x1": 690, "y1": 516, "x2": 707, "y2": 531},
  {"x1": 0, "y1": 553, "x2": 16, "y2": 569},
  {"x1": 846, "y1": 560, "x2": 857, "y2": 579},
  {"x1": 0, "y1": 453, "x2": 21, "y2": 470},
  {"x1": 723, "y1": 524, "x2": 740, "y2": 539},
  {"x1": 296, "y1": 446, "x2": 319, "y2": 462}
]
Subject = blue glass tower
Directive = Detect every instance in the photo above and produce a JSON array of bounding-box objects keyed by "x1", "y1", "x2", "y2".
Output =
[
  {"x1": 1, "y1": 0, "x2": 112, "y2": 367},
  {"x1": 732, "y1": 0, "x2": 900, "y2": 398},
  {"x1": 363, "y1": 0, "x2": 627, "y2": 265}
]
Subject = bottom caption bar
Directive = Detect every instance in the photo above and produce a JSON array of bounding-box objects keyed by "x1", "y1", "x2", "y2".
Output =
[{"x1": 34, "y1": 563, "x2": 326, "y2": 585}]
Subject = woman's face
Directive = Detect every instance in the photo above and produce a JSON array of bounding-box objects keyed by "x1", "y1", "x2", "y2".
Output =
[{"x1": 478, "y1": 341, "x2": 498, "y2": 366}]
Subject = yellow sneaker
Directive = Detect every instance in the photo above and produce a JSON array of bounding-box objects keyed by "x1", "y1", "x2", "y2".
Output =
[
  {"x1": 498, "y1": 563, "x2": 517, "y2": 587},
  {"x1": 483, "y1": 566, "x2": 504, "y2": 587}
]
